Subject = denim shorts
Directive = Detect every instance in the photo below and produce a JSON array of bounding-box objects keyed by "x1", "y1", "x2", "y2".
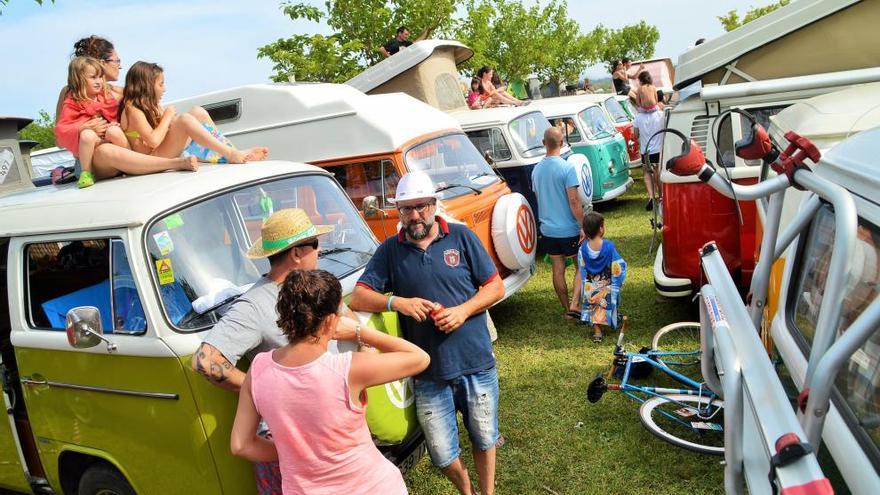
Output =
[{"x1": 414, "y1": 367, "x2": 500, "y2": 469}]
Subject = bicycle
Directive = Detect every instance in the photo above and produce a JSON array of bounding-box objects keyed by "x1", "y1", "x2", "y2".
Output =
[{"x1": 587, "y1": 320, "x2": 725, "y2": 456}]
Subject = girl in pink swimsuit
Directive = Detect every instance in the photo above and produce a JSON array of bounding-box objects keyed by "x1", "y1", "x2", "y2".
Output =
[{"x1": 231, "y1": 269, "x2": 430, "y2": 495}]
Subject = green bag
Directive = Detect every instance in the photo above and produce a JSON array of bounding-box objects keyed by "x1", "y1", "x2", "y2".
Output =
[{"x1": 363, "y1": 311, "x2": 420, "y2": 444}]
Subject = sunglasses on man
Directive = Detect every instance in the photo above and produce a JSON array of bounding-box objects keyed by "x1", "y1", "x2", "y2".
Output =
[{"x1": 397, "y1": 201, "x2": 436, "y2": 216}]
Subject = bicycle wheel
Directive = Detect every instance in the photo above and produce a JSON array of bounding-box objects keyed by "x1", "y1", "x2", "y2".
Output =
[
  {"x1": 638, "y1": 393, "x2": 724, "y2": 456},
  {"x1": 651, "y1": 322, "x2": 702, "y2": 375}
]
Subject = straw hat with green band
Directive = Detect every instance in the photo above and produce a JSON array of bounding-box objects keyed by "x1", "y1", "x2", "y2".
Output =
[{"x1": 245, "y1": 208, "x2": 334, "y2": 259}]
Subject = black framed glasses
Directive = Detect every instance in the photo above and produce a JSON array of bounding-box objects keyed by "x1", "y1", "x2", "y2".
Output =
[
  {"x1": 296, "y1": 238, "x2": 320, "y2": 250},
  {"x1": 397, "y1": 201, "x2": 436, "y2": 216}
]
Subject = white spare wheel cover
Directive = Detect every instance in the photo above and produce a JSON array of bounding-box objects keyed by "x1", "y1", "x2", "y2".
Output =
[
  {"x1": 491, "y1": 193, "x2": 537, "y2": 270},
  {"x1": 569, "y1": 153, "x2": 593, "y2": 206}
]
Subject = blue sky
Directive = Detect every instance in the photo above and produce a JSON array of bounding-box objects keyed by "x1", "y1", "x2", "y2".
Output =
[{"x1": 1, "y1": 0, "x2": 761, "y2": 119}]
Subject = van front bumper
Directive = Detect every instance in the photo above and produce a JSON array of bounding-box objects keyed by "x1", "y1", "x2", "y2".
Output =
[
  {"x1": 595, "y1": 178, "x2": 634, "y2": 203},
  {"x1": 499, "y1": 261, "x2": 535, "y2": 303},
  {"x1": 653, "y1": 245, "x2": 693, "y2": 297}
]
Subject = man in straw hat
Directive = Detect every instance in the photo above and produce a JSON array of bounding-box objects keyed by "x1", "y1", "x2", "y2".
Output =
[
  {"x1": 192, "y1": 208, "x2": 357, "y2": 494},
  {"x1": 351, "y1": 171, "x2": 505, "y2": 495}
]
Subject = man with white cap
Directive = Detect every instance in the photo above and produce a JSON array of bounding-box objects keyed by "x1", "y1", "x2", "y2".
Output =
[
  {"x1": 351, "y1": 171, "x2": 505, "y2": 495},
  {"x1": 192, "y1": 208, "x2": 357, "y2": 494}
]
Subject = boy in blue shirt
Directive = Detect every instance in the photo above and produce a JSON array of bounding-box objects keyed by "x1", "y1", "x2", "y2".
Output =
[{"x1": 577, "y1": 211, "x2": 627, "y2": 342}]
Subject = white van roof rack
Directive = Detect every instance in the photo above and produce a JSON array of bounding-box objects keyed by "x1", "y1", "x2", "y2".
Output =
[{"x1": 674, "y1": 0, "x2": 875, "y2": 90}]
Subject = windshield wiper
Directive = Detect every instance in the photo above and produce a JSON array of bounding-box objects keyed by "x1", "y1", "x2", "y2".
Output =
[
  {"x1": 319, "y1": 247, "x2": 375, "y2": 258},
  {"x1": 524, "y1": 145, "x2": 544, "y2": 153},
  {"x1": 196, "y1": 294, "x2": 242, "y2": 315},
  {"x1": 469, "y1": 172, "x2": 498, "y2": 181},
  {"x1": 434, "y1": 183, "x2": 483, "y2": 195}
]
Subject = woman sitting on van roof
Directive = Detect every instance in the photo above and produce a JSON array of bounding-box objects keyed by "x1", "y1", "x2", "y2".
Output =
[
  {"x1": 476, "y1": 66, "x2": 529, "y2": 108},
  {"x1": 119, "y1": 61, "x2": 269, "y2": 164}
]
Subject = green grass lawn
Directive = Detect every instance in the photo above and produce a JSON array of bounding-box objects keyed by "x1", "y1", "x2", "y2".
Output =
[{"x1": 405, "y1": 170, "x2": 725, "y2": 494}]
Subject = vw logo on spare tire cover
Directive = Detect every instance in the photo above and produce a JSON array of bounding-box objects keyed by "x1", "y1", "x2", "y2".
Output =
[{"x1": 581, "y1": 163, "x2": 593, "y2": 198}]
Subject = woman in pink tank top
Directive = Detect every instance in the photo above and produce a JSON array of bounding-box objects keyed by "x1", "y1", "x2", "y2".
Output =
[{"x1": 231, "y1": 270, "x2": 430, "y2": 495}]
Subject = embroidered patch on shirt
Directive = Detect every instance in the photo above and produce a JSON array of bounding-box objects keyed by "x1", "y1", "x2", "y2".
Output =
[{"x1": 443, "y1": 249, "x2": 460, "y2": 267}]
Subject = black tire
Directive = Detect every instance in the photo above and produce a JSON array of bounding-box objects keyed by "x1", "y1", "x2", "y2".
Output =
[
  {"x1": 78, "y1": 464, "x2": 136, "y2": 495},
  {"x1": 651, "y1": 322, "x2": 702, "y2": 381},
  {"x1": 638, "y1": 393, "x2": 724, "y2": 456}
]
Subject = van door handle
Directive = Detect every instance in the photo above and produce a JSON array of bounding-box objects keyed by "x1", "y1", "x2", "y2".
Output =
[{"x1": 20, "y1": 376, "x2": 48, "y2": 386}]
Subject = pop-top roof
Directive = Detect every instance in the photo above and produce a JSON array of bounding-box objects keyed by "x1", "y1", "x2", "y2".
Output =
[
  {"x1": 769, "y1": 82, "x2": 880, "y2": 152},
  {"x1": 346, "y1": 40, "x2": 473, "y2": 94},
  {"x1": 674, "y1": 0, "x2": 872, "y2": 89},
  {"x1": 171, "y1": 83, "x2": 462, "y2": 162}
]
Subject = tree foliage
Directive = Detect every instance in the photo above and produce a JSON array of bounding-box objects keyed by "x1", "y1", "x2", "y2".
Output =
[
  {"x1": 0, "y1": 0, "x2": 53, "y2": 15},
  {"x1": 18, "y1": 110, "x2": 55, "y2": 150},
  {"x1": 260, "y1": 0, "x2": 659, "y2": 87},
  {"x1": 718, "y1": 0, "x2": 790, "y2": 32},
  {"x1": 258, "y1": 0, "x2": 456, "y2": 83},
  {"x1": 597, "y1": 21, "x2": 660, "y2": 72}
]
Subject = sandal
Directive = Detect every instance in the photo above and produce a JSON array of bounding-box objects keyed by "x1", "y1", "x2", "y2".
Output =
[
  {"x1": 564, "y1": 310, "x2": 581, "y2": 321},
  {"x1": 592, "y1": 326, "x2": 604, "y2": 343}
]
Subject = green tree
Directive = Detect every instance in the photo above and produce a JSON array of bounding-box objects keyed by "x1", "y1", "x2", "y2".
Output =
[
  {"x1": 533, "y1": 1, "x2": 606, "y2": 89},
  {"x1": 718, "y1": 0, "x2": 790, "y2": 32},
  {"x1": 0, "y1": 0, "x2": 53, "y2": 15},
  {"x1": 258, "y1": 0, "x2": 456, "y2": 83},
  {"x1": 598, "y1": 21, "x2": 660, "y2": 72},
  {"x1": 18, "y1": 110, "x2": 55, "y2": 150}
]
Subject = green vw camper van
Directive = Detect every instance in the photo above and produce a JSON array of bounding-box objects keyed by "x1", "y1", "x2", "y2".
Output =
[{"x1": 531, "y1": 97, "x2": 633, "y2": 202}]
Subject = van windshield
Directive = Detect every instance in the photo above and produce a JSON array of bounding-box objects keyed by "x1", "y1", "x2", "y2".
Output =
[
  {"x1": 604, "y1": 98, "x2": 631, "y2": 123},
  {"x1": 509, "y1": 112, "x2": 553, "y2": 158},
  {"x1": 145, "y1": 174, "x2": 377, "y2": 331},
  {"x1": 404, "y1": 133, "x2": 500, "y2": 200},
  {"x1": 578, "y1": 106, "x2": 616, "y2": 140}
]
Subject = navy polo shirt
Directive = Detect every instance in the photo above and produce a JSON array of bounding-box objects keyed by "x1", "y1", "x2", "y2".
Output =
[{"x1": 357, "y1": 217, "x2": 499, "y2": 381}]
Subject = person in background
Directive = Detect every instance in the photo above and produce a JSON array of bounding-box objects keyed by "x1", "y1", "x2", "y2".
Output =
[
  {"x1": 612, "y1": 58, "x2": 644, "y2": 96},
  {"x1": 466, "y1": 77, "x2": 482, "y2": 110},
  {"x1": 631, "y1": 96, "x2": 665, "y2": 211},
  {"x1": 54, "y1": 57, "x2": 130, "y2": 188},
  {"x1": 119, "y1": 61, "x2": 269, "y2": 163},
  {"x1": 379, "y1": 25, "x2": 434, "y2": 58},
  {"x1": 231, "y1": 269, "x2": 429, "y2": 495},
  {"x1": 531, "y1": 127, "x2": 585, "y2": 321},
  {"x1": 582, "y1": 78, "x2": 595, "y2": 94},
  {"x1": 634, "y1": 71, "x2": 659, "y2": 112},
  {"x1": 576, "y1": 212, "x2": 627, "y2": 342},
  {"x1": 350, "y1": 171, "x2": 505, "y2": 495},
  {"x1": 477, "y1": 66, "x2": 527, "y2": 107}
]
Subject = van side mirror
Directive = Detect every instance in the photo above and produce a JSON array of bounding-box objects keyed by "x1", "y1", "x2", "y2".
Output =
[
  {"x1": 362, "y1": 196, "x2": 382, "y2": 218},
  {"x1": 66, "y1": 307, "x2": 117, "y2": 353},
  {"x1": 483, "y1": 150, "x2": 495, "y2": 165}
]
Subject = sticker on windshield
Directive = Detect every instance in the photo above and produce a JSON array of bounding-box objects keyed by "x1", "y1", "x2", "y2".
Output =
[
  {"x1": 164, "y1": 213, "x2": 185, "y2": 230},
  {"x1": 153, "y1": 231, "x2": 174, "y2": 255},
  {"x1": 155, "y1": 258, "x2": 175, "y2": 285}
]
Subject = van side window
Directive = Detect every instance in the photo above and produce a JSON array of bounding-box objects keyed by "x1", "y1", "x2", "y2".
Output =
[
  {"x1": 549, "y1": 118, "x2": 582, "y2": 143},
  {"x1": 465, "y1": 128, "x2": 512, "y2": 161},
  {"x1": 325, "y1": 160, "x2": 400, "y2": 210},
  {"x1": 25, "y1": 239, "x2": 147, "y2": 334},
  {"x1": 790, "y1": 207, "x2": 880, "y2": 449}
]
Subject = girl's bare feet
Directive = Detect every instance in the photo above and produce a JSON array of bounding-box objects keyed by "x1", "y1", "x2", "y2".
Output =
[
  {"x1": 244, "y1": 147, "x2": 270, "y2": 161},
  {"x1": 176, "y1": 156, "x2": 199, "y2": 172}
]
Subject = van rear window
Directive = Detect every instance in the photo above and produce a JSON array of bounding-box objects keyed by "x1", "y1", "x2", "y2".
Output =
[{"x1": 791, "y1": 206, "x2": 880, "y2": 451}]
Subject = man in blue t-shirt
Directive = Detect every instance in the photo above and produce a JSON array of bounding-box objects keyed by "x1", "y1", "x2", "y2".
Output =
[
  {"x1": 531, "y1": 127, "x2": 586, "y2": 320},
  {"x1": 351, "y1": 171, "x2": 505, "y2": 495}
]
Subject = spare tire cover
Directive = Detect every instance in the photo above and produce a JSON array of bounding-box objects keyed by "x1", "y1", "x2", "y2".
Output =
[
  {"x1": 491, "y1": 193, "x2": 537, "y2": 270},
  {"x1": 569, "y1": 153, "x2": 593, "y2": 206}
]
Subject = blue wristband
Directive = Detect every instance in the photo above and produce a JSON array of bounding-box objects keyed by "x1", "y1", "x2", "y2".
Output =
[{"x1": 386, "y1": 295, "x2": 395, "y2": 312}]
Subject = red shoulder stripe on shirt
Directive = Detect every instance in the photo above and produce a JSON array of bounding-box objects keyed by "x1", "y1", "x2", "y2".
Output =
[
  {"x1": 355, "y1": 281, "x2": 378, "y2": 292},
  {"x1": 481, "y1": 271, "x2": 500, "y2": 287}
]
